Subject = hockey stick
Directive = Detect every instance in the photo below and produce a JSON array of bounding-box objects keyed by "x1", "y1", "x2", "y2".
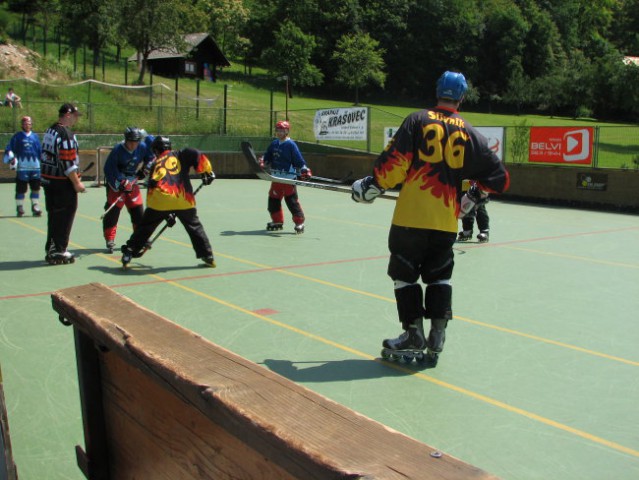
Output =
[
  {"x1": 139, "y1": 182, "x2": 206, "y2": 255},
  {"x1": 100, "y1": 193, "x2": 125, "y2": 220},
  {"x1": 308, "y1": 171, "x2": 353, "y2": 185},
  {"x1": 80, "y1": 161, "x2": 95, "y2": 174},
  {"x1": 241, "y1": 141, "x2": 397, "y2": 200}
]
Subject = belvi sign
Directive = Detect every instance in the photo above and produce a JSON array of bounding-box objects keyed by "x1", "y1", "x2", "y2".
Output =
[
  {"x1": 314, "y1": 107, "x2": 368, "y2": 140},
  {"x1": 529, "y1": 127, "x2": 593, "y2": 165}
]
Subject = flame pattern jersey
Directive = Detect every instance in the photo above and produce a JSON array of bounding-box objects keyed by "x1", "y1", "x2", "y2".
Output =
[
  {"x1": 147, "y1": 147, "x2": 213, "y2": 211},
  {"x1": 373, "y1": 106, "x2": 509, "y2": 233}
]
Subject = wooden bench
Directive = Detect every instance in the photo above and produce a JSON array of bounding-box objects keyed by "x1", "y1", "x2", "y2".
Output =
[{"x1": 52, "y1": 283, "x2": 498, "y2": 480}]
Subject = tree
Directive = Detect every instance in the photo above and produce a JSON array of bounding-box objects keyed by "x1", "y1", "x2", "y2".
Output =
[
  {"x1": 261, "y1": 20, "x2": 323, "y2": 92},
  {"x1": 475, "y1": 0, "x2": 528, "y2": 98},
  {"x1": 120, "y1": 0, "x2": 200, "y2": 84},
  {"x1": 57, "y1": 0, "x2": 120, "y2": 76},
  {"x1": 332, "y1": 32, "x2": 386, "y2": 104},
  {"x1": 203, "y1": 0, "x2": 250, "y2": 58}
]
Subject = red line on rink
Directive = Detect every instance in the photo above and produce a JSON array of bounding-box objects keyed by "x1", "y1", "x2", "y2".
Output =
[
  {"x1": 0, "y1": 255, "x2": 387, "y2": 301},
  {"x1": 3, "y1": 225, "x2": 637, "y2": 302},
  {"x1": 455, "y1": 225, "x2": 639, "y2": 250}
]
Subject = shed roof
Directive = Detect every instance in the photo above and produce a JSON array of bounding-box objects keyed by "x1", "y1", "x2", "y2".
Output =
[{"x1": 128, "y1": 33, "x2": 230, "y2": 66}]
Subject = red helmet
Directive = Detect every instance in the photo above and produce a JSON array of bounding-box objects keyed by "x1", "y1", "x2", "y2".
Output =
[{"x1": 275, "y1": 120, "x2": 290, "y2": 131}]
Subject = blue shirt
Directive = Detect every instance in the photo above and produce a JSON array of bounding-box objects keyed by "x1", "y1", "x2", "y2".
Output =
[
  {"x1": 5, "y1": 131, "x2": 41, "y2": 173},
  {"x1": 263, "y1": 138, "x2": 307, "y2": 177},
  {"x1": 104, "y1": 141, "x2": 154, "y2": 191}
]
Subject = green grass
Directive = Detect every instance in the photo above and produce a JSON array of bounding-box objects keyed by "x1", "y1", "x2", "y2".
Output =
[{"x1": 1, "y1": 35, "x2": 638, "y2": 168}]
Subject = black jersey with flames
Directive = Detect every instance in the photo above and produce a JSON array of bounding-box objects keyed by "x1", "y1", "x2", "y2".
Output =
[{"x1": 373, "y1": 106, "x2": 509, "y2": 233}]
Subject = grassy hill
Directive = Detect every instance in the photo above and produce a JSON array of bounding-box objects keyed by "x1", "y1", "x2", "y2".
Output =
[{"x1": 0, "y1": 38, "x2": 637, "y2": 168}]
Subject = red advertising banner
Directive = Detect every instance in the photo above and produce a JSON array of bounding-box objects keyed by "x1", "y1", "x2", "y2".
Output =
[{"x1": 529, "y1": 127, "x2": 593, "y2": 165}]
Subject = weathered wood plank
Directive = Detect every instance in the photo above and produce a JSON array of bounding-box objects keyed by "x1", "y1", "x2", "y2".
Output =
[{"x1": 52, "y1": 283, "x2": 499, "y2": 480}]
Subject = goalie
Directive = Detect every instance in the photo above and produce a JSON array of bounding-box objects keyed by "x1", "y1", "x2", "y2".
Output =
[{"x1": 352, "y1": 71, "x2": 509, "y2": 367}]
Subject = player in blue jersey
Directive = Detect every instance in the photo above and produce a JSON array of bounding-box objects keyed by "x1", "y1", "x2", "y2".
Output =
[
  {"x1": 259, "y1": 120, "x2": 312, "y2": 234},
  {"x1": 4, "y1": 116, "x2": 43, "y2": 217},
  {"x1": 102, "y1": 126, "x2": 155, "y2": 252}
]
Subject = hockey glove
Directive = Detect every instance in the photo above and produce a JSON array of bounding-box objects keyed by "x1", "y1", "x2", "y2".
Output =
[
  {"x1": 136, "y1": 168, "x2": 146, "y2": 180},
  {"x1": 300, "y1": 167, "x2": 312, "y2": 180},
  {"x1": 201, "y1": 172, "x2": 215, "y2": 185},
  {"x1": 351, "y1": 176, "x2": 385, "y2": 203},
  {"x1": 458, "y1": 185, "x2": 488, "y2": 218},
  {"x1": 166, "y1": 213, "x2": 177, "y2": 227},
  {"x1": 119, "y1": 178, "x2": 135, "y2": 192}
]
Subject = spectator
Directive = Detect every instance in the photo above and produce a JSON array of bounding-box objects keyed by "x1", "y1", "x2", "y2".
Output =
[{"x1": 4, "y1": 88, "x2": 22, "y2": 108}]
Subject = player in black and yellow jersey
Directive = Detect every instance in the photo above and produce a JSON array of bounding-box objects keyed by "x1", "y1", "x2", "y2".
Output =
[{"x1": 352, "y1": 71, "x2": 510, "y2": 367}]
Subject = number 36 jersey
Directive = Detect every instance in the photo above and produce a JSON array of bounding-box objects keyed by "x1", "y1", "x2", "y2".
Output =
[{"x1": 373, "y1": 106, "x2": 509, "y2": 233}]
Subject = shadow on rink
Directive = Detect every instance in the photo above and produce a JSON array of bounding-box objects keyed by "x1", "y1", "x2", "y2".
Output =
[{"x1": 262, "y1": 357, "x2": 435, "y2": 383}]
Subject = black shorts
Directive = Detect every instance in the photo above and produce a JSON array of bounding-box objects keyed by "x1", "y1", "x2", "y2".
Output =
[{"x1": 387, "y1": 225, "x2": 456, "y2": 284}]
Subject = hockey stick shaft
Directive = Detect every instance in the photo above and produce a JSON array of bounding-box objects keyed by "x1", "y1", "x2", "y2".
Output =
[
  {"x1": 81, "y1": 161, "x2": 95, "y2": 174},
  {"x1": 99, "y1": 193, "x2": 125, "y2": 219},
  {"x1": 143, "y1": 182, "x2": 206, "y2": 251},
  {"x1": 309, "y1": 172, "x2": 353, "y2": 184},
  {"x1": 240, "y1": 141, "x2": 396, "y2": 200}
]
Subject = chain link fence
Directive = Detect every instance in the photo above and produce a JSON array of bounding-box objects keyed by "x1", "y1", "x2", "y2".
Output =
[{"x1": 1, "y1": 88, "x2": 638, "y2": 169}]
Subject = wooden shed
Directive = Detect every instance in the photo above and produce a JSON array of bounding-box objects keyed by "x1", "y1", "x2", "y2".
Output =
[{"x1": 129, "y1": 33, "x2": 231, "y2": 80}]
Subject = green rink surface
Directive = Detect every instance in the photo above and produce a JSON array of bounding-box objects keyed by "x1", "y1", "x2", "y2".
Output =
[{"x1": 0, "y1": 180, "x2": 638, "y2": 480}]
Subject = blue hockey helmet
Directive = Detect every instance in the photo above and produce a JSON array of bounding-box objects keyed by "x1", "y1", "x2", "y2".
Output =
[{"x1": 436, "y1": 71, "x2": 468, "y2": 101}]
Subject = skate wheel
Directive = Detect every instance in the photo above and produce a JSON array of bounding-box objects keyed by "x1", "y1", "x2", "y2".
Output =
[
  {"x1": 380, "y1": 349, "x2": 397, "y2": 361},
  {"x1": 399, "y1": 355, "x2": 413, "y2": 364}
]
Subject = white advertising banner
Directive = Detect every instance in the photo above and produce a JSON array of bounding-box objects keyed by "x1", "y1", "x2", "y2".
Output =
[
  {"x1": 383, "y1": 127, "x2": 400, "y2": 148},
  {"x1": 314, "y1": 107, "x2": 368, "y2": 140},
  {"x1": 381, "y1": 126, "x2": 503, "y2": 161},
  {"x1": 476, "y1": 127, "x2": 504, "y2": 161}
]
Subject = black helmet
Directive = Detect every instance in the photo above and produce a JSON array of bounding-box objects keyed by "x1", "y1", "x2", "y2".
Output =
[
  {"x1": 124, "y1": 126, "x2": 142, "y2": 142},
  {"x1": 151, "y1": 136, "x2": 171, "y2": 154}
]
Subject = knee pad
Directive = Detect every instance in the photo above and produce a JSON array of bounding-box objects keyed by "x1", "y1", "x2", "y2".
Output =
[
  {"x1": 424, "y1": 282, "x2": 452, "y2": 320},
  {"x1": 394, "y1": 281, "x2": 424, "y2": 329}
]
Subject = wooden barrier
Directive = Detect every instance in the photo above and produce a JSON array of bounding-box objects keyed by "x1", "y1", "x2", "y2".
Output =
[
  {"x1": 0, "y1": 365, "x2": 18, "y2": 480},
  {"x1": 52, "y1": 283, "x2": 498, "y2": 480}
]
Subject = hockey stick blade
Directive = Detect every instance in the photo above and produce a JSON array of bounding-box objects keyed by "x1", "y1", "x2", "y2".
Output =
[
  {"x1": 81, "y1": 161, "x2": 95, "y2": 174},
  {"x1": 240, "y1": 141, "x2": 396, "y2": 200}
]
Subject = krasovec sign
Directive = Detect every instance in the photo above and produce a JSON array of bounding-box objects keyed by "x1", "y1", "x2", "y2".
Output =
[
  {"x1": 529, "y1": 127, "x2": 593, "y2": 165},
  {"x1": 314, "y1": 107, "x2": 367, "y2": 140},
  {"x1": 382, "y1": 126, "x2": 504, "y2": 161}
]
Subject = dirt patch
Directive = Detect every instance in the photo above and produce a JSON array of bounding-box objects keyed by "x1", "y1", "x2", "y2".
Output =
[{"x1": 0, "y1": 42, "x2": 40, "y2": 79}]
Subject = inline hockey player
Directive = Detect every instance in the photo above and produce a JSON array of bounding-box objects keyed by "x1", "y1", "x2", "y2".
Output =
[
  {"x1": 259, "y1": 120, "x2": 312, "y2": 234},
  {"x1": 102, "y1": 126, "x2": 155, "y2": 253},
  {"x1": 121, "y1": 136, "x2": 216, "y2": 268},
  {"x1": 352, "y1": 71, "x2": 509, "y2": 367},
  {"x1": 3, "y1": 116, "x2": 43, "y2": 217}
]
